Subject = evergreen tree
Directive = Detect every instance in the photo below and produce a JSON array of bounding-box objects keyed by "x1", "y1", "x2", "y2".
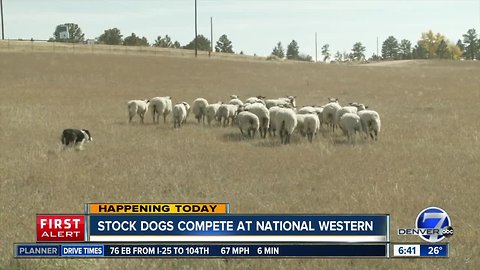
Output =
[
  {"x1": 97, "y1": 28, "x2": 123, "y2": 45},
  {"x1": 271, "y1": 41, "x2": 285, "y2": 58},
  {"x1": 398, "y1": 39, "x2": 412, "y2": 60},
  {"x1": 286, "y1": 40, "x2": 300, "y2": 60},
  {"x1": 184, "y1": 35, "x2": 211, "y2": 51},
  {"x1": 334, "y1": 51, "x2": 343, "y2": 62},
  {"x1": 381, "y1": 36, "x2": 399, "y2": 59},
  {"x1": 462, "y1": 28, "x2": 478, "y2": 60},
  {"x1": 123, "y1": 33, "x2": 149, "y2": 46},
  {"x1": 352, "y1": 42, "x2": 366, "y2": 61},
  {"x1": 436, "y1": 39, "x2": 449, "y2": 59},
  {"x1": 153, "y1": 35, "x2": 180, "y2": 48},
  {"x1": 412, "y1": 44, "x2": 428, "y2": 59},
  {"x1": 215, "y1": 34, "x2": 234, "y2": 53},
  {"x1": 321, "y1": 44, "x2": 330, "y2": 61}
]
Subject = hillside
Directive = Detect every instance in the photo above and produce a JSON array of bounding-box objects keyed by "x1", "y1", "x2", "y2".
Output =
[{"x1": 0, "y1": 49, "x2": 479, "y2": 270}]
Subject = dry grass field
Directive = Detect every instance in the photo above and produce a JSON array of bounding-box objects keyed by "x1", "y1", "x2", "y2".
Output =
[{"x1": 0, "y1": 47, "x2": 479, "y2": 269}]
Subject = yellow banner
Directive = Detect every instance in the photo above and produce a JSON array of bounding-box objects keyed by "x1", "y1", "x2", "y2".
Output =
[{"x1": 87, "y1": 203, "x2": 229, "y2": 214}]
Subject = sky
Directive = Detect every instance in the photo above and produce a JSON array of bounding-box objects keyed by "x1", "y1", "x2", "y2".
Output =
[{"x1": 2, "y1": 0, "x2": 480, "y2": 58}]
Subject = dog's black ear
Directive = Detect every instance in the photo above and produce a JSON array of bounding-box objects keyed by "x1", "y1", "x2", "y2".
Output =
[{"x1": 83, "y1": 129, "x2": 91, "y2": 136}]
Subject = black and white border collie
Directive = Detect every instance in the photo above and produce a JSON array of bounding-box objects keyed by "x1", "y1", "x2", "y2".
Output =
[{"x1": 61, "y1": 129, "x2": 93, "y2": 149}]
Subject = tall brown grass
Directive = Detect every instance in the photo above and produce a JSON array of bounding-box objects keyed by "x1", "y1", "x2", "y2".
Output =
[{"x1": 0, "y1": 50, "x2": 479, "y2": 269}]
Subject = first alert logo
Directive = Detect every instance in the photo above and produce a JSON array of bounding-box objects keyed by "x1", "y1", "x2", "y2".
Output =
[{"x1": 37, "y1": 215, "x2": 85, "y2": 242}]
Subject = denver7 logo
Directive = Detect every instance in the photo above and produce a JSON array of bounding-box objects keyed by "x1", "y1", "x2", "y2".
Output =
[{"x1": 416, "y1": 207, "x2": 451, "y2": 243}]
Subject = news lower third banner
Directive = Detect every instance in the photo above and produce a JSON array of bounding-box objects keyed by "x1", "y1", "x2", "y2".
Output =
[{"x1": 87, "y1": 215, "x2": 389, "y2": 242}]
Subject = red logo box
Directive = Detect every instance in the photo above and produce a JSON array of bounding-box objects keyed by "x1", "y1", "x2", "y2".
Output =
[{"x1": 37, "y1": 215, "x2": 85, "y2": 242}]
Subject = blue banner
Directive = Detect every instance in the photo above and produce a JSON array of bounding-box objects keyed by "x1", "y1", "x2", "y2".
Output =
[
  {"x1": 61, "y1": 244, "x2": 104, "y2": 257},
  {"x1": 15, "y1": 244, "x2": 387, "y2": 257},
  {"x1": 88, "y1": 215, "x2": 388, "y2": 236},
  {"x1": 420, "y1": 244, "x2": 448, "y2": 257}
]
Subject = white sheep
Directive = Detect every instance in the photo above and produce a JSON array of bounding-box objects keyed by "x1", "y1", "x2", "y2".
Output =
[
  {"x1": 353, "y1": 103, "x2": 368, "y2": 111},
  {"x1": 192, "y1": 98, "x2": 209, "y2": 124},
  {"x1": 149, "y1": 96, "x2": 172, "y2": 124},
  {"x1": 304, "y1": 114, "x2": 320, "y2": 142},
  {"x1": 127, "y1": 99, "x2": 149, "y2": 123},
  {"x1": 295, "y1": 114, "x2": 306, "y2": 136},
  {"x1": 335, "y1": 106, "x2": 358, "y2": 127},
  {"x1": 322, "y1": 99, "x2": 341, "y2": 132},
  {"x1": 205, "y1": 102, "x2": 222, "y2": 126},
  {"x1": 268, "y1": 106, "x2": 283, "y2": 136},
  {"x1": 237, "y1": 111, "x2": 260, "y2": 138},
  {"x1": 313, "y1": 106, "x2": 324, "y2": 128},
  {"x1": 245, "y1": 96, "x2": 266, "y2": 105},
  {"x1": 172, "y1": 102, "x2": 189, "y2": 128},
  {"x1": 339, "y1": 113, "x2": 361, "y2": 144},
  {"x1": 265, "y1": 96, "x2": 297, "y2": 109},
  {"x1": 183, "y1": 102, "x2": 191, "y2": 124},
  {"x1": 230, "y1": 95, "x2": 240, "y2": 99},
  {"x1": 243, "y1": 103, "x2": 270, "y2": 138},
  {"x1": 297, "y1": 106, "x2": 316, "y2": 114},
  {"x1": 298, "y1": 106, "x2": 323, "y2": 127},
  {"x1": 216, "y1": 104, "x2": 239, "y2": 127},
  {"x1": 274, "y1": 107, "x2": 298, "y2": 144},
  {"x1": 229, "y1": 98, "x2": 244, "y2": 106},
  {"x1": 357, "y1": 110, "x2": 381, "y2": 141}
]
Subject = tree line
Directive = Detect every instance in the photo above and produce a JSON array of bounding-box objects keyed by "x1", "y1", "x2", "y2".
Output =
[
  {"x1": 50, "y1": 23, "x2": 480, "y2": 61},
  {"x1": 49, "y1": 23, "x2": 235, "y2": 53},
  {"x1": 272, "y1": 28, "x2": 479, "y2": 62}
]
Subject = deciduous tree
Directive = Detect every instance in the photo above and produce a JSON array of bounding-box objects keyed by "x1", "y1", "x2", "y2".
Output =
[{"x1": 418, "y1": 30, "x2": 446, "y2": 58}]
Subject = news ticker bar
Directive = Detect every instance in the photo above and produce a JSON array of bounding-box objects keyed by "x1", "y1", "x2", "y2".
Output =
[
  {"x1": 85, "y1": 204, "x2": 230, "y2": 214},
  {"x1": 14, "y1": 243, "x2": 449, "y2": 258},
  {"x1": 15, "y1": 243, "x2": 387, "y2": 258}
]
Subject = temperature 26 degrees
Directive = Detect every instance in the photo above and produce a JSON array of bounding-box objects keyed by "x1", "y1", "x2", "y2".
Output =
[
  {"x1": 393, "y1": 244, "x2": 420, "y2": 257},
  {"x1": 420, "y1": 244, "x2": 448, "y2": 257}
]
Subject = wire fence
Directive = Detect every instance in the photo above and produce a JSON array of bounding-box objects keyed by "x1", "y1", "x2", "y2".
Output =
[{"x1": 0, "y1": 39, "x2": 266, "y2": 62}]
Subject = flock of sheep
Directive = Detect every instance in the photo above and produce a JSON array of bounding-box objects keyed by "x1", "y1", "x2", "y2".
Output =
[{"x1": 127, "y1": 95, "x2": 381, "y2": 144}]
